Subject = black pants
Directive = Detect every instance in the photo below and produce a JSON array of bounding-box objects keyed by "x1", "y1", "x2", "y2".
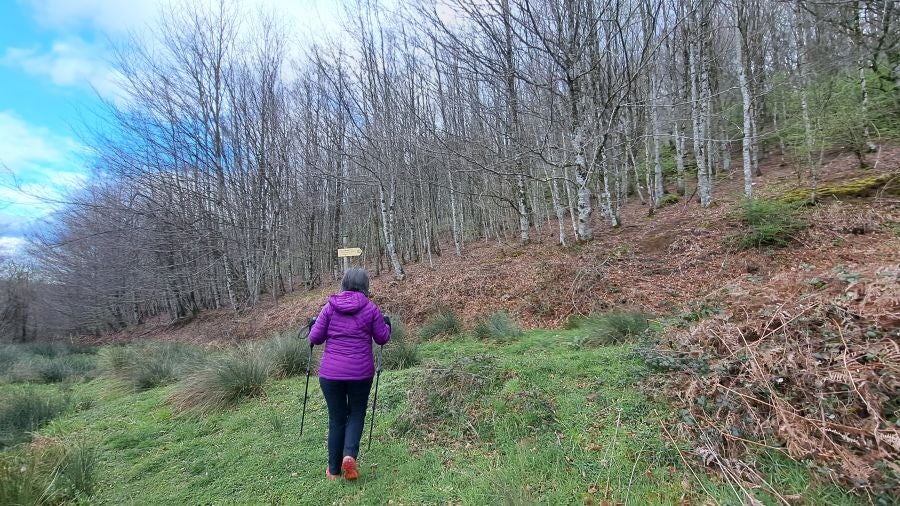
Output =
[{"x1": 319, "y1": 377, "x2": 373, "y2": 475}]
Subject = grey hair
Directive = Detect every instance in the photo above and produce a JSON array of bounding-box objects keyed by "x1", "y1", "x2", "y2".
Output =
[{"x1": 341, "y1": 268, "x2": 370, "y2": 297}]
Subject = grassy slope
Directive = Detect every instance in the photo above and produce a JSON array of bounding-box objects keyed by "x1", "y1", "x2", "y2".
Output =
[{"x1": 12, "y1": 330, "x2": 858, "y2": 505}]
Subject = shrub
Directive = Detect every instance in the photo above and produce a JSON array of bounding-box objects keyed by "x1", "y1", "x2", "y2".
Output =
[
  {"x1": 265, "y1": 332, "x2": 309, "y2": 379},
  {"x1": 570, "y1": 311, "x2": 651, "y2": 348},
  {"x1": 734, "y1": 198, "x2": 807, "y2": 249},
  {"x1": 419, "y1": 310, "x2": 462, "y2": 340},
  {"x1": 0, "y1": 389, "x2": 69, "y2": 448},
  {"x1": 1, "y1": 344, "x2": 98, "y2": 385},
  {"x1": 168, "y1": 345, "x2": 270, "y2": 413},
  {"x1": 379, "y1": 317, "x2": 420, "y2": 370},
  {"x1": 472, "y1": 311, "x2": 523, "y2": 341},
  {"x1": 98, "y1": 345, "x2": 130, "y2": 372}
]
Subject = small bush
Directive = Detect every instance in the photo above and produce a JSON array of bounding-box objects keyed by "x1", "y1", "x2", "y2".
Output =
[
  {"x1": 265, "y1": 332, "x2": 309, "y2": 379},
  {"x1": 168, "y1": 346, "x2": 270, "y2": 413},
  {"x1": 98, "y1": 345, "x2": 130, "y2": 372},
  {"x1": 570, "y1": 311, "x2": 651, "y2": 348},
  {"x1": 0, "y1": 345, "x2": 26, "y2": 377},
  {"x1": 379, "y1": 317, "x2": 420, "y2": 370},
  {"x1": 472, "y1": 311, "x2": 523, "y2": 341},
  {"x1": 734, "y1": 198, "x2": 807, "y2": 249},
  {"x1": 0, "y1": 389, "x2": 69, "y2": 448},
  {"x1": 1, "y1": 344, "x2": 99, "y2": 385},
  {"x1": 419, "y1": 310, "x2": 462, "y2": 340}
]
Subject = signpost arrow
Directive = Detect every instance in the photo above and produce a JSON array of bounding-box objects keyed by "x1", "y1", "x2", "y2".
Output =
[{"x1": 337, "y1": 247, "x2": 362, "y2": 258}]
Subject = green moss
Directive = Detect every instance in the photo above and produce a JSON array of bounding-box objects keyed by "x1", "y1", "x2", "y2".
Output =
[
  {"x1": 658, "y1": 193, "x2": 680, "y2": 207},
  {"x1": 780, "y1": 172, "x2": 900, "y2": 204}
]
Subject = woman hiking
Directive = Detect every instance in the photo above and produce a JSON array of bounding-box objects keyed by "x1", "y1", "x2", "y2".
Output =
[{"x1": 308, "y1": 268, "x2": 391, "y2": 481}]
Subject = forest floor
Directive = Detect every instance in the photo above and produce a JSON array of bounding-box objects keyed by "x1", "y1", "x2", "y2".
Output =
[{"x1": 3, "y1": 148, "x2": 898, "y2": 504}]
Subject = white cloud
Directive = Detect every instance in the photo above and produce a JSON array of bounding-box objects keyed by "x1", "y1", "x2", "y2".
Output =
[
  {"x1": 24, "y1": 0, "x2": 347, "y2": 39},
  {"x1": 0, "y1": 112, "x2": 88, "y2": 220},
  {"x1": 2, "y1": 37, "x2": 127, "y2": 105},
  {"x1": 24, "y1": 0, "x2": 160, "y2": 34},
  {"x1": 0, "y1": 236, "x2": 27, "y2": 257}
]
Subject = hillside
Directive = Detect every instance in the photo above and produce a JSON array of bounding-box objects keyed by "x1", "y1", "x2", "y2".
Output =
[
  {"x1": 2, "y1": 149, "x2": 898, "y2": 505},
  {"x1": 114, "y1": 149, "x2": 900, "y2": 345}
]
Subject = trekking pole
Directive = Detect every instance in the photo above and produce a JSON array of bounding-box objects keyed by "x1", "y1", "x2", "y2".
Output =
[
  {"x1": 299, "y1": 320, "x2": 315, "y2": 437},
  {"x1": 366, "y1": 344, "x2": 384, "y2": 451}
]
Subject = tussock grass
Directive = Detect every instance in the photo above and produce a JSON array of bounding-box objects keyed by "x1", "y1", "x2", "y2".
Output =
[
  {"x1": 569, "y1": 311, "x2": 651, "y2": 347},
  {"x1": 733, "y1": 198, "x2": 807, "y2": 249},
  {"x1": 419, "y1": 310, "x2": 462, "y2": 340},
  {"x1": 472, "y1": 311, "x2": 523, "y2": 341},
  {"x1": 168, "y1": 345, "x2": 269, "y2": 413},
  {"x1": 265, "y1": 332, "x2": 309, "y2": 379},
  {"x1": 0, "y1": 440, "x2": 97, "y2": 504},
  {"x1": 103, "y1": 342, "x2": 203, "y2": 391},
  {"x1": 0, "y1": 388, "x2": 68, "y2": 448},
  {"x1": 60, "y1": 441, "x2": 97, "y2": 497},
  {"x1": 1, "y1": 343, "x2": 99, "y2": 385},
  {"x1": 379, "y1": 316, "x2": 420, "y2": 370}
]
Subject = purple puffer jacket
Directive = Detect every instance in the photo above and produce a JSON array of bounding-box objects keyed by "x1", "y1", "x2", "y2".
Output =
[{"x1": 308, "y1": 291, "x2": 391, "y2": 381}]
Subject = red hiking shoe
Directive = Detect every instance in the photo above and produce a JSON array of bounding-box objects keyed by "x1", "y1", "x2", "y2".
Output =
[
  {"x1": 341, "y1": 456, "x2": 359, "y2": 481},
  {"x1": 325, "y1": 467, "x2": 338, "y2": 480}
]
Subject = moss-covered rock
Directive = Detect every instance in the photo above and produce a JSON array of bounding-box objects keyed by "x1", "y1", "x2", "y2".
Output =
[{"x1": 780, "y1": 172, "x2": 900, "y2": 203}]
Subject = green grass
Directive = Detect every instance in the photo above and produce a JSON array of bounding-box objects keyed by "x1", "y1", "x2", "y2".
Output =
[
  {"x1": 167, "y1": 345, "x2": 269, "y2": 413},
  {"x1": 472, "y1": 311, "x2": 524, "y2": 341},
  {"x1": 0, "y1": 327, "x2": 862, "y2": 505},
  {"x1": 567, "y1": 312, "x2": 651, "y2": 347},
  {"x1": 0, "y1": 386, "x2": 69, "y2": 448},
  {"x1": 1, "y1": 342, "x2": 100, "y2": 385},
  {"x1": 733, "y1": 198, "x2": 808, "y2": 249},
  {"x1": 379, "y1": 317, "x2": 420, "y2": 371},
  {"x1": 419, "y1": 310, "x2": 462, "y2": 340}
]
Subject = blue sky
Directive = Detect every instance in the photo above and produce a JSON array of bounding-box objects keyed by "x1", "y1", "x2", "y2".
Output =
[{"x1": 0, "y1": 0, "x2": 346, "y2": 258}]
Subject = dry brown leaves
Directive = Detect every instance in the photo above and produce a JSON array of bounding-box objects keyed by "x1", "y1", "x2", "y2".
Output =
[{"x1": 649, "y1": 251, "x2": 900, "y2": 495}]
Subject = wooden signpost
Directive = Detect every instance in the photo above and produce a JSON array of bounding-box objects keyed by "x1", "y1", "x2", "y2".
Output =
[{"x1": 337, "y1": 247, "x2": 362, "y2": 258}]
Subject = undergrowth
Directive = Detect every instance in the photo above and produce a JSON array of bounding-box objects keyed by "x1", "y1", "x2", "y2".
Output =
[
  {"x1": 0, "y1": 440, "x2": 97, "y2": 504},
  {"x1": 732, "y1": 198, "x2": 808, "y2": 249}
]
